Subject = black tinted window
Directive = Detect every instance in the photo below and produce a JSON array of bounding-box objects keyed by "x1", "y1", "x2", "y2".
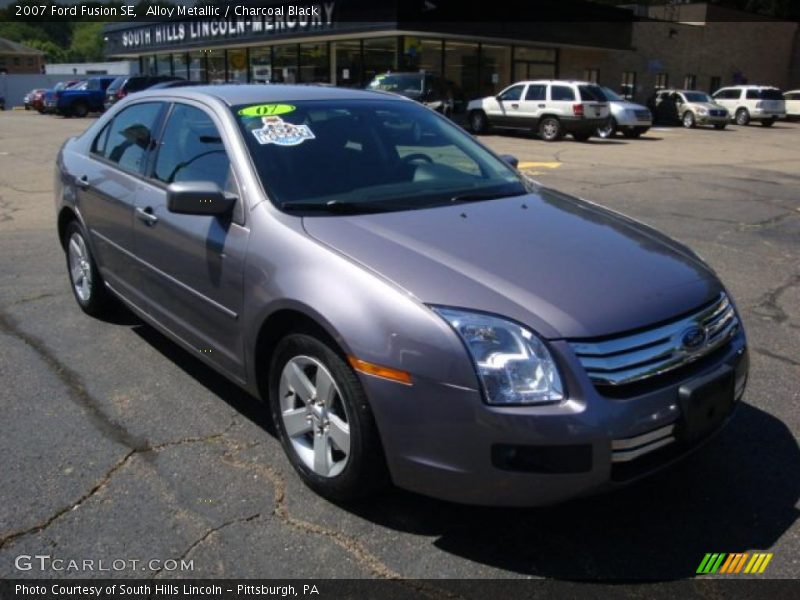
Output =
[
  {"x1": 525, "y1": 84, "x2": 546, "y2": 101},
  {"x1": 758, "y1": 89, "x2": 783, "y2": 100},
  {"x1": 499, "y1": 85, "x2": 524, "y2": 101},
  {"x1": 551, "y1": 86, "x2": 575, "y2": 101},
  {"x1": 746, "y1": 89, "x2": 759, "y2": 99},
  {"x1": 578, "y1": 85, "x2": 604, "y2": 101},
  {"x1": 125, "y1": 77, "x2": 150, "y2": 92},
  {"x1": 104, "y1": 102, "x2": 163, "y2": 173},
  {"x1": 153, "y1": 104, "x2": 231, "y2": 190}
]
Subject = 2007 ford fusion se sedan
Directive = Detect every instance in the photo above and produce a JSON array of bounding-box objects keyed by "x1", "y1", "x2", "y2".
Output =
[{"x1": 55, "y1": 85, "x2": 748, "y2": 506}]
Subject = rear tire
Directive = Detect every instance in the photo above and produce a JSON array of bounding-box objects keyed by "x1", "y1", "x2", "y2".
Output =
[
  {"x1": 538, "y1": 117, "x2": 563, "y2": 141},
  {"x1": 597, "y1": 118, "x2": 617, "y2": 139},
  {"x1": 735, "y1": 108, "x2": 750, "y2": 126},
  {"x1": 269, "y1": 333, "x2": 389, "y2": 502},
  {"x1": 64, "y1": 221, "x2": 114, "y2": 317},
  {"x1": 761, "y1": 117, "x2": 776, "y2": 127},
  {"x1": 72, "y1": 101, "x2": 89, "y2": 118},
  {"x1": 468, "y1": 110, "x2": 488, "y2": 134}
]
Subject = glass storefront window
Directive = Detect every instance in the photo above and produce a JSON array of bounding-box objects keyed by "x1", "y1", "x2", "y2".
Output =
[
  {"x1": 363, "y1": 37, "x2": 397, "y2": 84},
  {"x1": 188, "y1": 51, "x2": 206, "y2": 82},
  {"x1": 420, "y1": 39, "x2": 443, "y2": 74},
  {"x1": 227, "y1": 49, "x2": 248, "y2": 83},
  {"x1": 207, "y1": 50, "x2": 226, "y2": 84},
  {"x1": 514, "y1": 46, "x2": 557, "y2": 63},
  {"x1": 334, "y1": 40, "x2": 361, "y2": 87},
  {"x1": 155, "y1": 54, "x2": 172, "y2": 77},
  {"x1": 273, "y1": 44, "x2": 298, "y2": 83},
  {"x1": 299, "y1": 42, "x2": 329, "y2": 83},
  {"x1": 143, "y1": 55, "x2": 156, "y2": 76},
  {"x1": 479, "y1": 44, "x2": 510, "y2": 96},
  {"x1": 250, "y1": 47, "x2": 271, "y2": 84},
  {"x1": 174, "y1": 53, "x2": 189, "y2": 80},
  {"x1": 444, "y1": 41, "x2": 479, "y2": 100}
]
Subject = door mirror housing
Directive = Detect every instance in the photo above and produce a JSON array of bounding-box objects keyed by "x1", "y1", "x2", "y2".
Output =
[
  {"x1": 499, "y1": 154, "x2": 519, "y2": 168},
  {"x1": 166, "y1": 181, "x2": 235, "y2": 216}
]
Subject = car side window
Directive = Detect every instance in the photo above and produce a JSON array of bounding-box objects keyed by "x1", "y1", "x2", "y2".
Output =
[
  {"x1": 498, "y1": 85, "x2": 524, "y2": 102},
  {"x1": 746, "y1": 89, "x2": 759, "y2": 100},
  {"x1": 551, "y1": 86, "x2": 575, "y2": 101},
  {"x1": 91, "y1": 122, "x2": 112, "y2": 157},
  {"x1": 525, "y1": 84, "x2": 546, "y2": 101},
  {"x1": 152, "y1": 104, "x2": 232, "y2": 193},
  {"x1": 99, "y1": 102, "x2": 163, "y2": 173}
]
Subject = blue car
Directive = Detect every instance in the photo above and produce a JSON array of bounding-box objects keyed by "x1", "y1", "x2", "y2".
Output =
[{"x1": 52, "y1": 76, "x2": 116, "y2": 117}]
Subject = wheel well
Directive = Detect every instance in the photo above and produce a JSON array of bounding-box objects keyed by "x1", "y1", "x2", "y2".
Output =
[
  {"x1": 253, "y1": 309, "x2": 341, "y2": 400},
  {"x1": 539, "y1": 114, "x2": 559, "y2": 123},
  {"x1": 57, "y1": 207, "x2": 78, "y2": 249}
]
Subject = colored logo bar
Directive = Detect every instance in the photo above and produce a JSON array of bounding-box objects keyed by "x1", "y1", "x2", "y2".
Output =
[{"x1": 697, "y1": 552, "x2": 773, "y2": 574}]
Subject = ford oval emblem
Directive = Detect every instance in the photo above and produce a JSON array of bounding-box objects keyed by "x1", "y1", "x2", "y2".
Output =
[{"x1": 681, "y1": 326, "x2": 707, "y2": 351}]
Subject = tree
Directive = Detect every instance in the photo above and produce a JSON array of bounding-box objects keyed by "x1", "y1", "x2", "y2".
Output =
[{"x1": 68, "y1": 22, "x2": 106, "y2": 62}]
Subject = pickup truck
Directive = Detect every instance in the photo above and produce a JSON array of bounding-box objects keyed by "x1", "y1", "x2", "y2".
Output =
[{"x1": 48, "y1": 77, "x2": 116, "y2": 117}]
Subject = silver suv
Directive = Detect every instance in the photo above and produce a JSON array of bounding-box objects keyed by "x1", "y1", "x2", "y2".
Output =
[{"x1": 467, "y1": 80, "x2": 610, "y2": 141}]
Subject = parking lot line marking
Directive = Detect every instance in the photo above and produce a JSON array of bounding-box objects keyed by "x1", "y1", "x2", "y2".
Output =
[{"x1": 518, "y1": 161, "x2": 562, "y2": 169}]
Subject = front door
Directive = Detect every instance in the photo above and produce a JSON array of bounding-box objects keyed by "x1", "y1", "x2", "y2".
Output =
[
  {"x1": 133, "y1": 102, "x2": 249, "y2": 380},
  {"x1": 489, "y1": 83, "x2": 526, "y2": 127}
]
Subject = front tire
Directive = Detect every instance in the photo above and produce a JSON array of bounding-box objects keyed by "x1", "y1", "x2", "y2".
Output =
[
  {"x1": 735, "y1": 108, "x2": 750, "y2": 126},
  {"x1": 64, "y1": 221, "x2": 114, "y2": 317},
  {"x1": 72, "y1": 101, "x2": 89, "y2": 118},
  {"x1": 539, "y1": 117, "x2": 563, "y2": 141},
  {"x1": 682, "y1": 111, "x2": 696, "y2": 128},
  {"x1": 468, "y1": 110, "x2": 488, "y2": 134},
  {"x1": 269, "y1": 333, "x2": 389, "y2": 502}
]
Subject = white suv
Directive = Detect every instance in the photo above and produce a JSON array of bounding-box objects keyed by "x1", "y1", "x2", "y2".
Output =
[
  {"x1": 467, "y1": 80, "x2": 610, "y2": 141},
  {"x1": 712, "y1": 85, "x2": 786, "y2": 126}
]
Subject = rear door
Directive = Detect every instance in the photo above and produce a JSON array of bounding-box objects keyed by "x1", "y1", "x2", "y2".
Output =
[
  {"x1": 517, "y1": 83, "x2": 547, "y2": 127},
  {"x1": 77, "y1": 102, "x2": 166, "y2": 294},
  {"x1": 133, "y1": 101, "x2": 249, "y2": 380}
]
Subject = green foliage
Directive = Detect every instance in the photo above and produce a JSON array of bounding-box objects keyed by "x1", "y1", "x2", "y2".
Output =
[{"x1": 68, "y1": 22, "x2": 106, "y2": 62}]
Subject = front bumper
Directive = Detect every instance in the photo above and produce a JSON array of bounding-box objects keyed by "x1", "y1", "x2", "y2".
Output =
[
  {"x1": 362, "y1": 330, "x2": 748, "y2": 506},
  {"x1": 696, "y1": 114, "x2": 729, "y2": 125}
]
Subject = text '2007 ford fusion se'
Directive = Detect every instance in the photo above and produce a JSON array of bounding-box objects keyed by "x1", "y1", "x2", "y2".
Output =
[{"x1": 55, "y1": 85, "x2": 748, "y2": 506}]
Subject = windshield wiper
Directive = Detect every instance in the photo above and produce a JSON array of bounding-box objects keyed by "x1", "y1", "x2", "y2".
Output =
[
  {"x1": 449, "y1": 189, "x2": 526, "y2": 204},
  {"x1": 280, "y1": 200, "x2": 401, "y2": 214}
]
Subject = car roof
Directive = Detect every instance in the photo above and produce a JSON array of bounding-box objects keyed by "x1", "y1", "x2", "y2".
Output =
[
  {"x1": 133, "y1": 84, "x2": 405, "y2": 106},
  {"x1": 516, "y1": 80, "x2": 595, "y2": 86},
  {"x1": 721, "y1": 85, "x2": 779, "y2": 89}
]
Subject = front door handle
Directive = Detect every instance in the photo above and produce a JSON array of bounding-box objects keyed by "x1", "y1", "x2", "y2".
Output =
[
  {"x1": 135, "y1": 206, "x2": 158, "y2": 226},
  {"x1": 538, "y1": 104, "x2": 546, "y2": 108},
  {"x1": 511, "y1": 103, "x2": 519, "y2": 109},
  {"x1": 77, "y1": 175, "x2": 90, "y2": 189}
]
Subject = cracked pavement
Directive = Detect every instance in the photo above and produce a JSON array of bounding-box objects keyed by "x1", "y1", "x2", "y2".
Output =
[{"x1": 1, "y1": 112, "x2": 798, "y2": 582}]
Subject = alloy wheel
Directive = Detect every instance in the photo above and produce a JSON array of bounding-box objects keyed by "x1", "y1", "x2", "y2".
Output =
[
  {"x1": 68, "y1": 232, "x2": 93, "y2": 303},
  {"x1": 279, "y1": 355, "x2": 351, "y2": 478}
]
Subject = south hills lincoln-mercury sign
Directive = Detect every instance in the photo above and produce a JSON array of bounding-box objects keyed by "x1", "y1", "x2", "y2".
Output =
[{"x1": 117, "y1": 3, "x2": 336, "y2": 51}]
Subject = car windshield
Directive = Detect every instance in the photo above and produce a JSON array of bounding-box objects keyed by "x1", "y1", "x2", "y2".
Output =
[
  {"x1": 683, "y1": 92, "x2": 712, "y2": 103},
  {"x1": 367, "y1": 74, "x2": 423, "y2": 94},
  {"x1": 234, "y1": 99, "x2": 527, "y2": 214},
  {"x1": 600, "y1": 87, "x2": 623, "y2": 102},
  {"x1": 106, "y1": 77, "x2": 125, "y2": 92}
]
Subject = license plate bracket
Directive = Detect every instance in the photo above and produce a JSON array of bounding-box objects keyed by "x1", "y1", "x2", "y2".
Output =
[{"x1": 677, "y1": 365, "x2": 734, "y2": 442}]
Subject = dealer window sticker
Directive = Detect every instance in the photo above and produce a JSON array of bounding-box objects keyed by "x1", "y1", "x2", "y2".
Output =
[
  {"x1": 238, "y1": 103, "x2": 296, "y2": 117},
  {"x1": 251, "y1": 116, "x2": 316, "y2": 147}
]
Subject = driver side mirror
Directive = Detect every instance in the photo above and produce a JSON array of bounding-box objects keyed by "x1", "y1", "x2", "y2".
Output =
[
  {"x1": 167, "y1": 181, "x2": 236, "y2": 217},
  {"x1": 496, "y1": 95, "x2": 504, "y2": 103},
  {"x1": 499, "y1": 154, "x2": 519, "y2": 168}
]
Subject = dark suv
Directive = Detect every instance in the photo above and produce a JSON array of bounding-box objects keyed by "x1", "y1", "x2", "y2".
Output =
[{"x1": 104, "y1": 75, "x2": 182, "y2": 110}]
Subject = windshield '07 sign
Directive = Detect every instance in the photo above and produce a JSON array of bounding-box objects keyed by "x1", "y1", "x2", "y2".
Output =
[{"x1": 119, "y1": 2, "x2": 336, "y2": 49}]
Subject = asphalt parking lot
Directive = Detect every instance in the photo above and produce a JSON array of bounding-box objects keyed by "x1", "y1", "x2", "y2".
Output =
[{"x1": 0, "y1": 111, "x2": 798, "y2": 583}]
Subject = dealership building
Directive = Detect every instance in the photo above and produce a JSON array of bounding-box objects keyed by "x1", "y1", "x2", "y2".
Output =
[{"x1": 103, "y1": 0, "x2": 800, "y2": 102}]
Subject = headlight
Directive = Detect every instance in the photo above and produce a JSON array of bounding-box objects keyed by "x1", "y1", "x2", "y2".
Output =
[
  {"x1": 697, "y1": 107, "x2": 708, "y2": 115},
  {"x1": 433, "y1": 308, "x2": 564, "y2": 405}
]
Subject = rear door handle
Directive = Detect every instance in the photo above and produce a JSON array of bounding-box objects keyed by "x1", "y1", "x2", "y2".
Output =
[
  {"x1": 135, "y1": 206, "x2": 158, "y2": 226},
  {"x1": 538, "y1": 104, "x2": 546, "y2": 108}
]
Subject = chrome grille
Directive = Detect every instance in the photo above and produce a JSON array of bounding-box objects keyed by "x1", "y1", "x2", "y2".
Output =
[{"x1": 570, "y1": 293, "x2": 738, "y2": 387}]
